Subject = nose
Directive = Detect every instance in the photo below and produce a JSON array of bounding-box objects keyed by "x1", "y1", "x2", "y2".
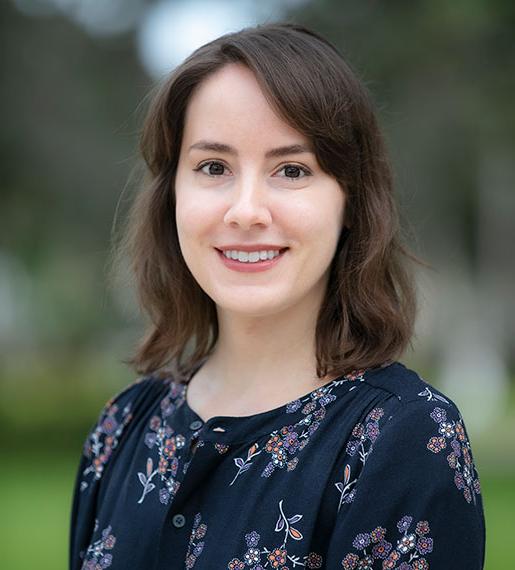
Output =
[{"x1": 223, "y1": 173, "x2": 272, "y2": 230}]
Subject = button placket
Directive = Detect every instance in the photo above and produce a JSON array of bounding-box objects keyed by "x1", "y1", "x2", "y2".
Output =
[
  {"x1": 185, "y1": 415, "x2": 203, "y2": 457},
  {"x1": 167, "y1": 430, "x2": 208, "y2": 534}
]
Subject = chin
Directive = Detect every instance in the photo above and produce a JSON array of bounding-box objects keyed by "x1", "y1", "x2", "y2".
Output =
[{"x1": 214, "y1": 296, "x2": 290, "y2": 318}]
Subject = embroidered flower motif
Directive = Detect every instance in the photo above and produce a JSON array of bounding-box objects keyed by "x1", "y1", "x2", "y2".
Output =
[
  {"x1": 426, "y1": 407, "x2": 481, "y2": 504},
  {"x1": 230, "y1": 443, "x2": 262, "y2": 486},
  {"x1": 81, "y1": 392, "x2": 134, "y2": 491},
  {"x1": 412, "y1": 559, "x2": 429, "y2": 569},
  {"x1": 397, "y1": 532, "x2": 416, "y2": 553},
  {"x1": 244, "y1": 547, "x2": 260, "y2": 565},
  {"x1": 397, "y1": 516, "x2": 413, "y2": 533},
  {"x1": 226, "y1": 499, "x2": 323, "y2": 568},
  {"x1": 430, "y1": 407, "x2": 446, "y2": 423},
  {"x1": 259, "y1": 390, "x2": 335, "y2": 478},
  {"x1": 335, "y1": 406, "x2": 387, "y2": 509},
  {"x1": 215, "y1": 443, "x2": 230, "y2": 454},
  {"x1": 372, "y1": 539, "x2": 392, "y2": 559},
  {"x1": 136, "y1": 380, "x2": 190, "y2": 505},
  {"x1": 370, "y1": 527, "x2": 387, "y2": 542},
  {"x1": 416, "y1": 536, "x2": 433, "y2": 555},
  {"x1": 347, "y1": 407, "x2": 385, "y2": 465},
  {"x1": 342, "y1": 553, "x2": 359, "y2": 569},
  {"x1": 346, "y1": 440, "x2": 361, "y2": 456},
  {"x1": 438, "y1": 422, "x2": 455, "y2": 438},
  {"x1": 368, "y1": 408, "x2": 385, "y2": 421},
  {"x1": 305, "y1": 552, "x2": 323, "y2": 568},
  {"x1": 352, "y1": 424, "x2": 365, "y2": 438},
  {"x1": 417, "y1": 386, "x2": 450, "y2": 405},
  {"x1": 335, "y1": 464, "x2": 358, "y2": 512},
  {"x1": 341, "y1": 515, "x2": 434, "y2": 569},
  {"x1": 185, "y1": 512, "x2": 207, "y2": 568},
  {"x1": 228, "y1": 370, "x2": 371, "y2": 486},
  {"x1": 80, "y1": 524, "x2": 117, "y2": 569},
  {"x1": 353, "y1": 533, "x2": 371, "y2": 550},
  {"x1": 447, "y1": 452, "x2": 457, "y2": 469},
  {"x1": 345, "y1": 368, "x2": 371, "y2": 382},
  {"x1": 415, "y1": 521, "x2": 429, "y2": 536},
  {"x1": 427, "y1": 436, "x2": 446, "y2": 453}
]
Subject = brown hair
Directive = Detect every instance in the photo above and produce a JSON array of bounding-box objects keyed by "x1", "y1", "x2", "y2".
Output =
[{"x1": 110, "y1": 22, "x2": 428, "y2": 381}]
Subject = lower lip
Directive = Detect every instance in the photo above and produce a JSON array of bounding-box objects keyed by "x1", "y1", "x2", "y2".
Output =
[{"x1": 215, "y1": 249, "x2": 288, "y2": 272}]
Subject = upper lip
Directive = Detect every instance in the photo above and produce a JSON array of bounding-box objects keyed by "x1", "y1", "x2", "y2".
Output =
[{"x1": 215, "y1": 244, "x2": 289, "y2": 252}]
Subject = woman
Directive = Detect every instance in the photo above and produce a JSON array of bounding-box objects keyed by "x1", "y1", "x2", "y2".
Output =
[{"x1": 70, "y1": 23, "x2": 485, "y2": 569}]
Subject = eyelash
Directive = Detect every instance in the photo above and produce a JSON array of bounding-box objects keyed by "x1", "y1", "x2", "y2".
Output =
[{"x1": 193, "y1": 160, "x2": 312, "y2": 180}]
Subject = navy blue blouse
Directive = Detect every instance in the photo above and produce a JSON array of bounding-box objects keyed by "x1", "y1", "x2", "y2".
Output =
[{"x1": 69, "y1": 360, "x2": 486, "y2": 569}]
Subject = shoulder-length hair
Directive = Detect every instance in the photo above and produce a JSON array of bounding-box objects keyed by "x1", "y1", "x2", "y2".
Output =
[{"x1": 111, "y1": 22, "x2": 427, "y2": 381}]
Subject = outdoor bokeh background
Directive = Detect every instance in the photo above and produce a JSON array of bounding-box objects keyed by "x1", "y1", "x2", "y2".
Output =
[{"x1": 1, "y1": 1, "x2": 514, "y2": 568}]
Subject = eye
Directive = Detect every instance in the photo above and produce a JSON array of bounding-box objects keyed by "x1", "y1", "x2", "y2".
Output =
[
  {"x1": 193, "y1": 161, "x2": 312, "y2": 181},
  {"x1": 276, "y1": 164, "x2": 312, "y2": 180},
  {"x1": 194, "y1": 160, "x2": 230, "y2": 177}
]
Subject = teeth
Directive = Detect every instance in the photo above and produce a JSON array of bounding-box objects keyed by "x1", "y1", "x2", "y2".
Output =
[{"x1": 222, "y1": 249, "x2": 282, "y2": 263}]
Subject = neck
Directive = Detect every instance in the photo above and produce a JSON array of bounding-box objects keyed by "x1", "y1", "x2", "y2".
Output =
[{"x1": 198, "y1": 288, "x2": 329, "y2": 399}]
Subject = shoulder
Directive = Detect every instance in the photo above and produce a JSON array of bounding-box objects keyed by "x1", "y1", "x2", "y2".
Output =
[
  {"x1": 362, "y1": 361, "x2": 472, "y2": 453},
  {"x1": 87, "y1": 374, "x2": 155, "y2": 436},
  {"x1": 363, "y1": 360, "x2": 454, "y2": 407},
  {"x1": 89, "y1": 369, "x2": 185, "y2": 425},
  {"x1": 333, "y1": 361, "x2": 471, "y2": 455},
  {"x1": 353, "y1": 361, "x2": 470, "y2": 446},
  {"x1": 326, "y1": 363, "x2": 485, "y2": 568},
  {"x1": 80, "y1": 372, "x2": 178, "y2": 487},
  {"x1": 355, "y1": 362, "x2": 482, "y2": 504}
]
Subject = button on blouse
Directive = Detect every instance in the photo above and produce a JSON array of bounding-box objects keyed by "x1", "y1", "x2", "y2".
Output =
[{"x1": 172, "y1": 514, "x2": 186, "y2": 528}]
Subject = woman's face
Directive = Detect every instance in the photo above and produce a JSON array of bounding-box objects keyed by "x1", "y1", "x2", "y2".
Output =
[{"x1": 175, "y1": 62, "x2": 346, "y2": 319}]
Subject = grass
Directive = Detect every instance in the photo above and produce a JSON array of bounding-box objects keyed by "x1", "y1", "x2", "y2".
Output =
[
  {"x1": 481, "y1": 473, "x2": 515, "y2": 569},
  {"x1": 1, "y1": 454, "x2": 78, "y2": 570},
  {"x1": 0, "y1": 453, "x2": 512, "y2": 569}
]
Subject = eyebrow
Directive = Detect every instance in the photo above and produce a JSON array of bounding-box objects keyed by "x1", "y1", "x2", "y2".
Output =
[{"x1": 188, "y1": 140, "x2": 314, "y2": 159}]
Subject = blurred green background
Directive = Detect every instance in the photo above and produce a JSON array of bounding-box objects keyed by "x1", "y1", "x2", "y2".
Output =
[{"x1": 1, "y1": 1, "x2": 514, "y2": 568}]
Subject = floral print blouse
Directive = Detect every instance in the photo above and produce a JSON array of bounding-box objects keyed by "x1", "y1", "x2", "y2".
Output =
[{"x1": 69, "y1": 360, "x2": 485, "y2": 569}]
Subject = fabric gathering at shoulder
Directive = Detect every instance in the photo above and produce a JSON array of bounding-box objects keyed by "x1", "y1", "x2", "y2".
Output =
[
  {"x1": 359, "y1": 361, "x2": 449, "y2": 406},
  {"x1": 325, "y1": 389, "x2": 486, "y2": 569}
]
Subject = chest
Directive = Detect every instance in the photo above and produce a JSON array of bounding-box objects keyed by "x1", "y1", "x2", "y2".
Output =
[{"x1": 97, "y1": 424, "x2": 343, "y2": 569}]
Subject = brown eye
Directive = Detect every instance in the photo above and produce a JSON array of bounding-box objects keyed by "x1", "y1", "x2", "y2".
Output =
[
  {"x1": 284, "y1": 165, "x2": 301, "y2": 178},
  {"x1": 277, "y1": 164, "x2": 311, "y2": 180},
  {"x1": 195, "y1": 161, "x2": 227, "y2": 177}
]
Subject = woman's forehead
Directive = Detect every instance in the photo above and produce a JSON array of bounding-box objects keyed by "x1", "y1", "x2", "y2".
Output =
[
  {"x1": 182, "y1": 64, "x2": 310, "y2": 153},
  {"x1": 185, "y1": 63, "x2": 275, "y2": 123}
]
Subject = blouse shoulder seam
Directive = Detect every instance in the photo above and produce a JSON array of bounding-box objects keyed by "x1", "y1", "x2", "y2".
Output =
[{"x1": 361, "y1": 369, "x2": 459, "y2": 411}]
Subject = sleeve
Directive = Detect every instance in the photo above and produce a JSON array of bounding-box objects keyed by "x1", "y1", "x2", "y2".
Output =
[
  {"x1": 324, "y1": 397, "x2": 486, "y2": 569},
  {"x1": 68, "y1": 376, "x2": 150, "y2": 570}
]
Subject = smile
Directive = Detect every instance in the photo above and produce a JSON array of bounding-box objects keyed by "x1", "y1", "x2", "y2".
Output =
[{"x1": 214, "y1": 248, "x2": 289, "y2": 273}]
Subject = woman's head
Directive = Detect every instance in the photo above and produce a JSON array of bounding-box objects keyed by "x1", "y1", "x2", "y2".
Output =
[
  {"x1": 115, "y1": 22, "x2": 424, "y2": 378},
  {"x1": 174, "y1": 61, "x2": 346, "y2": 325}
]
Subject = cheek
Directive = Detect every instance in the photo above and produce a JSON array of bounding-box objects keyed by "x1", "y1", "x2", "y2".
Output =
[
  {"x1": 284, "y1": 190, "x2": 345, "y2": 244},
  {"x1": 317, "y1": 185, "x2": 346, "y2": 238},
  {"x1": 175, "y1": 198, "x2": 195, "y2": 231},
  {"x1": 175, "y1": 204, "x2": 201, "y2": 262},
  {"x1": 175, "y1": 168, "x2": 200, "y2": 229},
  {"x1": 175, "y1": 186, "x2": 210, "y2": 240}
]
